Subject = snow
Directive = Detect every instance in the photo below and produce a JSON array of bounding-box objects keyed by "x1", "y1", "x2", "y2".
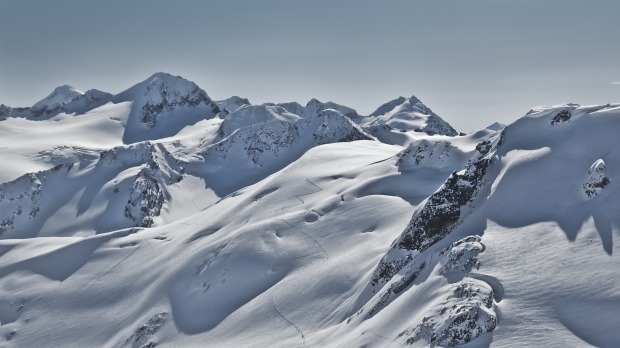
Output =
[
  {"x1": 362, "y1": 95, "x2": 458, "y2": 136},
  {"x1": 215, "y1": 96, "x2": 251, "y2": 114},
  {"x1": 31, "y1": 85, "x2": 84, "y2": 110},
  {"x1": 0, "y1": 73, "x2": 619, "y2": 347}
]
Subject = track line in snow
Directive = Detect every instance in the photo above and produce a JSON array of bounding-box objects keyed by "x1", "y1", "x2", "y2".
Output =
[
  {"x1": 281, "y1": 178, "x2": 324, "y2": 214},
  {"x1": 277, "y1": 217, "x2": 329, "y2": 261},
  {"x1": 271, "y1": 176, "x2": 330, "y2": 345},
  {"x1": 272, "y1": 293, "x2": 306, "y2": 347},
  {"x1": 87, "y1": 246, "x2": 140, "y2": 287}
]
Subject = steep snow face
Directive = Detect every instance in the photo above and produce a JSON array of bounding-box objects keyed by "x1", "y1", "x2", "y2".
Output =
[
  {"x1": 217, "y1": 104, "x2": 300, "y2": 138},
  {"x1": 114, "y1": 72, "x2": 221, "y2": 143},
  {"x1": 215, "y1": 96, "x2": 250, "y2": 114},
  {"x1": 364, "y1": 95, "x2": 458, "y2": 136}
]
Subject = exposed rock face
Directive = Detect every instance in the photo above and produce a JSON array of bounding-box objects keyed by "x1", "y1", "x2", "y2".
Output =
[
  {"x1": 361, "y1": 132, "x2": 505, "y2": 346},
  {"x1": 0, "y1": 168, "x2": 53, "y2": 236},
  {"x1": 125, "y1": 168, "x2": 165, "y2": 228},
  {"x1": 397, "y1": 140, "x2": 467, "y2": 172},
  {"x1": 399, "y1": 279, "x2": 497, "y2": 347},
  {"x1": 0, "y1": 104, "x2": 12, "y2": 120},
  {"x1": 312, "y1": 109, "x2": 371, "y2": 145},
  {"x1": 134, "y1": 73, "x2": 220, "y2": 128},
  {"x1": 0, "y1": 142, "x2": 184, "y2": 237},
  {"x1": 550, "y1": 109, "x2": 572, "y2": 125},
  {"x1": 439, "y1": 236, "x2": 485, "y2": 275},
  {"x1": 101, "y1": 142, "x2": 184, "y2": 227},
  {"x1": 113, "y1": 73, "x2": 222, "y2": 144},
  {"x1": 126, "y1": 312, "x2": 168, "y2": 348},
  {"x1": 372, "y1": 137, "x2": 500, "y2": 287},
  {"x1": 583, "y1": 159, "x2": 610, "y2": 198},
  {"x1": 363, "y1": 235, "x2": 499, "y2": 346}
]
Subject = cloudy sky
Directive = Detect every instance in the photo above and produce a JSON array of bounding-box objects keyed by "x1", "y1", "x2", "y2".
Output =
[{"x1": 1, "y1": 0, "x2": 619, "y2": 131}]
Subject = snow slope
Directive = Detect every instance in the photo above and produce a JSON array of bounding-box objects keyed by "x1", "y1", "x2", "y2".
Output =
[{"x1": 1, "y1": 74, "x2": 619, "y2": 347}]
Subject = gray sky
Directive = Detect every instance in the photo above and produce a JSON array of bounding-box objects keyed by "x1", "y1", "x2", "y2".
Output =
[{"x1": 1, "y1": 0, "x2": 619, "y2": 132}]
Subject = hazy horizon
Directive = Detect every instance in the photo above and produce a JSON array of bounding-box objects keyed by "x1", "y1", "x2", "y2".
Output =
[{"x1": 1, "y1": 0, "x2": 619, "y2": 132}]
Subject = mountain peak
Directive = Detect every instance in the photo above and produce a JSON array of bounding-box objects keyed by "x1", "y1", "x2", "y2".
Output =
[
  {"x1": 32, "y1": 85, "x2": 83, "y2": 109},
  {"x1": 115, "y1": 73, "x2": 220, "y2": 143},
  {"x1": 367, "y1": 95, "x2": 457, "y2": 135},
  {"x1": 303, "y1": 98, "x2": 358, "y2": 118}
]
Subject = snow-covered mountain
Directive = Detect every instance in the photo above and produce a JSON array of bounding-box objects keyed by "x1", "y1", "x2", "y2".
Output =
[
  {"x1": 1, "y1": 85, "x2": 113, "y2": 120},
  {"x1": 363, "y1": 95, "x2": 458, "y2": 136},
  {"x1": 1, "y1": 74, "x2": 619, "y2": 348}
]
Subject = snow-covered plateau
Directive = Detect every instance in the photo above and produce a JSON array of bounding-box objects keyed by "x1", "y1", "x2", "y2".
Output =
[{"x1": 0, "y1": 73, "x2": 619, "y2": 347}]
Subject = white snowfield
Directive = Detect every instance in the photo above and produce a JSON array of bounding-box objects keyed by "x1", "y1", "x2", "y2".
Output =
[{"x1": 0, "y1": 73, "x2": 619, "y2": 347}]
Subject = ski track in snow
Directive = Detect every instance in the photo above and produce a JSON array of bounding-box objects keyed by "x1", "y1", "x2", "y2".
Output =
[{"x1": 272, "y1": 176, "x2": 330, "y2": 346}]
